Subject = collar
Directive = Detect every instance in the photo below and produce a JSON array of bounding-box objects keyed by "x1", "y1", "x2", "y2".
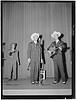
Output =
[
  {"x1": 33, "y1": 41, "x2": 37, "y2": 44},
  {"x1": 56, "y1": 39, "x2": 59, "y2": 44}
]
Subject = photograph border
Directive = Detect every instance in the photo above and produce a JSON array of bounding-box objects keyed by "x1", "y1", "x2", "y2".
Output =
[{"x1": 1, "y1": 1, "x2": 75, "y2": 99}]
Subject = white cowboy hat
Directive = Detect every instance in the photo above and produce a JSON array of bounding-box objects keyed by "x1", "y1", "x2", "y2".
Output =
[
  {"x1": 51, "y1": 31, "x2": 61, "y2": 38},
  {"x1": 31, "y1": 33, "x2": 39, "y2": 41}
]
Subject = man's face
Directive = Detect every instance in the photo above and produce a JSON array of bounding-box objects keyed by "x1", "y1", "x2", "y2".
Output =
[
  {"x1": 33, "y1": 35, "x2": 38, "y2": 42},
  {"x1": 53, "y1": 34, "x2": 58, "y2": 40},
  {"x1": 10, "y1": 44, "x2": 15, "y2": 50}
]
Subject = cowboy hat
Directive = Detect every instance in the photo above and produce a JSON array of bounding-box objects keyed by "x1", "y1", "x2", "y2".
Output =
[
  {"x1": 31, "y1": 33, "x2": 39, "y2": 41},
  {"x1": 51, "y1": 31, "x2": 61, "y2": 38}
]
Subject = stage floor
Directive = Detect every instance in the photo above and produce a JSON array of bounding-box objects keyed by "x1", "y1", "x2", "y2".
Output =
[{"x1": 3, "y1": 78, "x2": 72, "y2": 95}]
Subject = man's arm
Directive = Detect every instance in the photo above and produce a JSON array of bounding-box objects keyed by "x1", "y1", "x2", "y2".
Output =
[
  {"x1": 5, "y1": 49, "x2": 13, "y2": 59},
  {"x1": 27, "y1": 43, "x2": 31, "y2": 59},
  {"x1": 17, "y1": 51, "x2": 21, "y2": 65},
  {"x1": 40, "y1": 44, "x2": 43, "y2": 63},
  {"x1": 27, "y1": 42, "x2": 32, "y2": 64},
  {"x1": 47, "y1": 42, "x2": 55, "y2": 50},
  {"x1": 58, "y1": 42, "x2": 66, "y2": 51}
]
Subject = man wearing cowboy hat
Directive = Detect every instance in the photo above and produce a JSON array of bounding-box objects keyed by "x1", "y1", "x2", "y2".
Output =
[
  {"x1": 27, "y1": 33, "x2": 43, "y2": 84},
  {"x1": 47, "y1": 31, "x2": 66, "y2": 84}
]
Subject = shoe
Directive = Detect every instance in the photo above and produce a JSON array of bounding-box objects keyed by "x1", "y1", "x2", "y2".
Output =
[
  {"x1": 8, "y1": 79, "x2": 12, "y2": 81},
  {"x1": 14, "y1": 79, "x2": 17, "y2": 81},
  {"x1": 35, "y1": 81, "x2": 39, "y2": 84},
  {"x1": 39, "y1": 81, "x2": 43, "y2": 85},
  {"x1": 63, "y1": 81, "x2": 66, "y2": 84},
  {"x1": 53, "y1": 80, "x2": 58, "y2": 84},
  {"x1": 31, "y1": 82, "x2": 35, "y2": 84}
]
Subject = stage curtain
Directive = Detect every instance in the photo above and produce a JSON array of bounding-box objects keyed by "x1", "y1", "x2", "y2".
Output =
[{"x1": 2, "y1": 2, "x2": 72, "y2": 78}]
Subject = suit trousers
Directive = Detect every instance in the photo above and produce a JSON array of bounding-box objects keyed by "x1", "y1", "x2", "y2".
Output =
[
  {"x1": 8, "y1": 58, "x2": 17, "y2": 79},
  {"x1": 30, "y1": 57, "x2": 40, "y2": 83},
  {"x1": 53, "y1": 53, "x2": 66, "y2": 82}
]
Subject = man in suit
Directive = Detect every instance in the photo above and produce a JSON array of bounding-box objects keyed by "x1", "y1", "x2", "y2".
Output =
[
  {"x1": 27, "y1": 33, "x2": 43, "y2": 84},
  {"x1": 6, "y1": 43, "x2": 20, "y2": 80},
  {"x1": 47, "y1": 31, "x2": 66, "y2": 84}
]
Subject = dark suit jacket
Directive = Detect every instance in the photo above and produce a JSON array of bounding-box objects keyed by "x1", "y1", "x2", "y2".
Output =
[{"x1": 47, "y1": 40, "x2": 66, "y2": 58}]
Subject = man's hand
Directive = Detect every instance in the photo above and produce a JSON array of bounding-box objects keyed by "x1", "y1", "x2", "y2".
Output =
[
  {"x1": 27, "y1": 59, "x2": 31, "y2": 71},
  {"x1": 41, "y1": 59, "x2": 43, "y2": 63},
  {"x1": 27, "y1": 67, "x2": 30, "y2": 71},
  {"x1": 58, "y1": 47, "x2": 62, "y2": 51},
  {"x1": 47, "y1": 50, "x2": 51, "y2": 54},
  {"x1": 18, "y1": 62, "x2": 21, "y2": 65},
  {"x1": 28, "y1": 58, "x2": 31, "y2": 63}
]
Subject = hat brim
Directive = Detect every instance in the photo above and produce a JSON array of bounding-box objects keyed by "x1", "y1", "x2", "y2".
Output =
[{"x1": 51, "y1": 31, "x2": 61, "y2": 38}]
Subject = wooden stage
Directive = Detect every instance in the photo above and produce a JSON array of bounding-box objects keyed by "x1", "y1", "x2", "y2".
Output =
[{"x1": 3, "y1": 77, "x2": 72, "y2": 95}]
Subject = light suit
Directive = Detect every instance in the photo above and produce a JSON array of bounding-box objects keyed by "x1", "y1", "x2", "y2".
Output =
[{"x1": 27, "y1": 41, "x2": 42, "y2": 83}]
